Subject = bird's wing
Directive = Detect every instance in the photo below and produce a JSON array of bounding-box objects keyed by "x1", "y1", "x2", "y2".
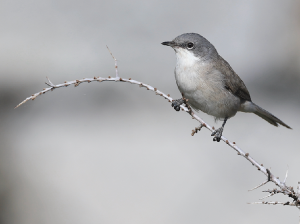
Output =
[{"x1": 216, "y1": 56, "x2": 252, "y2": 102}]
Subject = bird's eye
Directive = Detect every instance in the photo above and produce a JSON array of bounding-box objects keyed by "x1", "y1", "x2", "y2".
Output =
[{"x1": 187, "y1": 42, "x2": 194, "y2": 49}]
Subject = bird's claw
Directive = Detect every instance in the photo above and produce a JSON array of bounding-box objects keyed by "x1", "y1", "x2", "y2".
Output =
[
  {"x1": 211, "y1": 127, "x2": 223, "y2": 142},
  {"x1": 171, "y1": 99, "x2": 185, "y2": 111}
]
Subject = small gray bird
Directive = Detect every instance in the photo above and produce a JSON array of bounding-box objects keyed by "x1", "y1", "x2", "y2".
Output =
[{"x1": 162, "y1": 33, "x2": 291, "y2": 142}]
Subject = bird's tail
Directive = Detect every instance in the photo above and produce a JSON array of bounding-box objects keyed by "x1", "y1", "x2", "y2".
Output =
[{"x1": 252, "y1": 103, "x2": 291, "y2": 129}]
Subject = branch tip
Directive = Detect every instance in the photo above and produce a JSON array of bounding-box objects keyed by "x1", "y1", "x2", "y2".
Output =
[{"x1": 248, "y1": 180, "x2": 269, "y2": 191}]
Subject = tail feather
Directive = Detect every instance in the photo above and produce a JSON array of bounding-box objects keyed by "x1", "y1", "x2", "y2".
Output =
[{"x1": 253, "y1": 103, "x2": 291, "y2": 129}]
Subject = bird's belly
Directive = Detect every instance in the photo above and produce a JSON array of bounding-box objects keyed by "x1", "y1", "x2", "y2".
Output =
[
  {"x1": 185, "y1": 90, "x2": 240, "y2": 119},
  {"x1": 175, "y1": 70, "x2": 240, "y2": 119}
]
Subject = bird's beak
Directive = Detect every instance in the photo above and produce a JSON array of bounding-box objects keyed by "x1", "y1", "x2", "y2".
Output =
[{"x1": 161, "y1": 41, "x2": 176, "y2": 47}]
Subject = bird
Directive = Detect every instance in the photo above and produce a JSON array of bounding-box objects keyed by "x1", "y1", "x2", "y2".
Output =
[{"x1": 161, "y1": 33, "x2": 291, "y2": 142}]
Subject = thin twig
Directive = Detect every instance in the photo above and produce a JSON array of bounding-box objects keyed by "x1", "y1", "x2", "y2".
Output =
[
  {"x1": 106, "y1": 46, "x2": 119, "y2": 78},
  {"x1": 191, "y1": 124, "x2": 205, "y2": 136},
  {"x1": 249, "y1": 201, "x2": 298, "y2": 206}
]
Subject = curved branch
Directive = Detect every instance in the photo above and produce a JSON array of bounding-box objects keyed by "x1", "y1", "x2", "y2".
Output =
[{"x1": 15, "y1": 75, "x2": 300, "y2": 209}]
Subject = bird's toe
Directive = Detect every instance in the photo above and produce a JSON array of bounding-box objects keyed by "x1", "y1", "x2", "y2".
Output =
[{"x1": 211, "y1": 127, "x2": 223, "y2": 142}]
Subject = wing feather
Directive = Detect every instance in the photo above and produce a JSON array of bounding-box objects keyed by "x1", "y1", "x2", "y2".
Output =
[{"x1": 215, "y1": 56, "x2": 251, "y2": 102}]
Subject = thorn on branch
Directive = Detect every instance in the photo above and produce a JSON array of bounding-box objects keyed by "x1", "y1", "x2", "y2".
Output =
[
  {"x1": 249, "y1": 180, "x2": 269, "y2": 191},
  {"x1": 259, "y1": 193, "x2": 275, "y2": 200},
  {"x1": 45, "y1": 76, "x2": 56, "y2": 87},
  {"x1": 249, "y1": 168, "x2": 273, "y2": 192}
]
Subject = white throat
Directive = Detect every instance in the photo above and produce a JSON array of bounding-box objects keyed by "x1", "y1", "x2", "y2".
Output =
[{"x1": 174, "y1": 48, "x2": 201, "y2": 67}]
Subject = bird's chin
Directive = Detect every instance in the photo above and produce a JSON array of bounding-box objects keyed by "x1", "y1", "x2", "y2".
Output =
[{"x1": 173, "y1": 46, "x2": 179, "y2": 52}]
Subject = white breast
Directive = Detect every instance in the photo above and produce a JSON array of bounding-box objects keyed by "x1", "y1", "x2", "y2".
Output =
[
  {"x1": 174, "y1": 48, "x2": 240, "y2": 119},
  {"x1": 175, "y1": 48, "x2": 205, "y2": 92},
  {"x1": 175, "y1": 47, "x2": 212, "y2": 95}
]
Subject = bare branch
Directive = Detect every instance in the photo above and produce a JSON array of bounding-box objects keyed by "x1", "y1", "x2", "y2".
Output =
[
  {"x1": 15, "y1": 51, "x2": 300, "y2": 212},
  {"x1": 14, "y1": 75, "x2": 300, "y2": 203}
]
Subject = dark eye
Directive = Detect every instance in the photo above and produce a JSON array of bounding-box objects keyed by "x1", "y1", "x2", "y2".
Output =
[{"x1": 187, "y1": 42, "x2": 194, "y2": 49}]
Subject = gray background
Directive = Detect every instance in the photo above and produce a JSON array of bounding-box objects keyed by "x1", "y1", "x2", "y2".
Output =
[{"x1": 1, "y1": 0, "x2": 300, "y2": 223}]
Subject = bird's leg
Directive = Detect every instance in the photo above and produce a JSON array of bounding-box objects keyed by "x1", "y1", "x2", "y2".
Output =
[
  {"x1": 211, "y1": 118, "x2": 228, "y2": 142},
  {"x1": 171, "y1": 98, "x2": 185, "y2": 111}
]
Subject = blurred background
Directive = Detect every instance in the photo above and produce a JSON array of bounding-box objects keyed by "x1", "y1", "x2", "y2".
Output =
[{"x1": 1, "y1": 0, "x2": 300, "y2": 223}]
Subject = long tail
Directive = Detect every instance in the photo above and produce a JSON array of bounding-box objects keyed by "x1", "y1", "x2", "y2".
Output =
[{"x1": 252, "y1": 103, "x2": 291, "y2": 129}]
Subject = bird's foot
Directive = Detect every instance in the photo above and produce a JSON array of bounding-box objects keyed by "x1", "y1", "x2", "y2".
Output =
[
  {"x1": 171, "y1": 98, "x2": 185, "y2": 111},
  {"x1": 211, "y1": 127, "x2": 223, "y2": 142}
]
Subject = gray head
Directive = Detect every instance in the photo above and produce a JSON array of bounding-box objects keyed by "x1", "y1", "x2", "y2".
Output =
[{"x1": 162, "y1": 33, "x2": 218, "y2": 60}]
